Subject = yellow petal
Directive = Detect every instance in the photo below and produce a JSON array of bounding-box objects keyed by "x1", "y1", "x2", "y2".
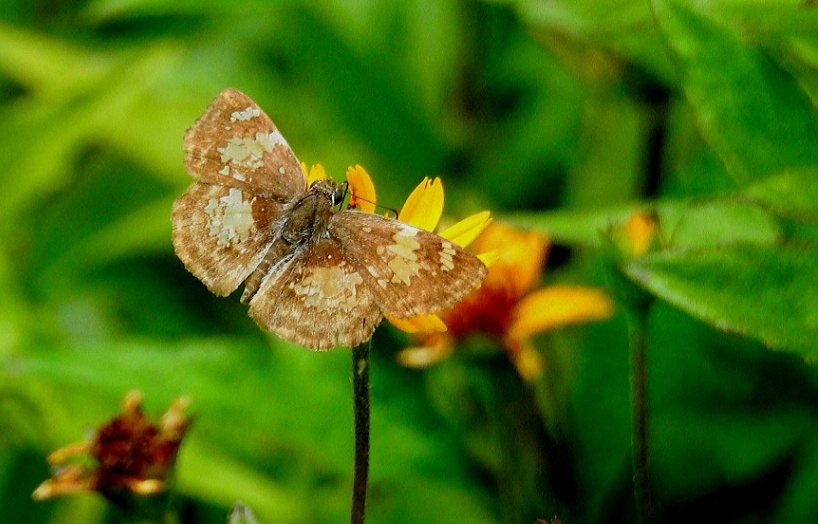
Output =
[
  {"x1": 386, "y1": 313, "x2": 447, "y2": 334},
  {"x1": 509, "y1": 341, "x2": 545, "y2": 382},
  {"x1": 625, "y1": 211, "x2": 657, "y2": 257},
  {"x1": 439, "y1": 211, "x2": 492, "y2": 248},
  {"x1": 477, "y1": 249, "x2": 500, "y2": 268},
  {"x1": 346, "y1": 165, "x2": 377, "y2": 213},
  {"x1": 304, "y1": 163, "x2": 327, "y2": 187},
  {"x1": 469, "y1": 249, "x2": 500, "y2": 290},
  {"x1": 396, "y1": 336, "x2": 454, "y2": 368},
  {"x1": 507, "y1": 286, "x2": 615, "y2": 341},
  {"x1": 399, "y1": 177, "x2": 444, "y2": 231}
]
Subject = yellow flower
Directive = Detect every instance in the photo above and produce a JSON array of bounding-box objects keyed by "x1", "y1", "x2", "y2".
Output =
[
  {"x1": 398, "y1": 222, "x2": 615, "y2": 381},
  {"x1": 624, "y1": 211, "x2": 658, "y2": 257},
  {"x1": 345, "y1": 165, "x2": 377, "y2": 213},
  {"x1": 302, "y1": 162, "x2": 328, "y2": 188},
  {"x1": 302, "y1": 163, "x2": 379, "y2": 214}
]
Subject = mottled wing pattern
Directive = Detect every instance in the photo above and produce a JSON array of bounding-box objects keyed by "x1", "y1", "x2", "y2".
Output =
[
  {"x1": 329, "y1": 211, "x2": 487, "y2": 318},
  {"x1": 172, "y1": 182, "x2": 284, "y2": 296},
  {"x1": 247, "y1": 238, "x2": 383, "y2": 350},
  {"x1": 184, "y1": 88, "x2": 306, "y2": 199}
]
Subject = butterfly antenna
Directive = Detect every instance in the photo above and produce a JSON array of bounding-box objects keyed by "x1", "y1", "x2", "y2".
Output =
[
  {"x1": 344, "y1": 183, "x2": 398, "y2": 218},
  {"x1": 339, "y1": 181, "x2": 351, "y2": 206},
  {"x1": 377, "y1": 202, "x2": 399, "y2": 219}
]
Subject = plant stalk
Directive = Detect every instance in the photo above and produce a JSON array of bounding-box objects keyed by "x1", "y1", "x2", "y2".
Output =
[
  {"x1": 628, "y1": 309, "x2": 653, "y2": 524},
  {"x1": 350, "y1": 341, "x2": 371, "y2": 524}
]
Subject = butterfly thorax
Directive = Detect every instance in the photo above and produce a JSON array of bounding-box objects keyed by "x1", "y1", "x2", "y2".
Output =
[
  {"x1": 240, "y1": 179, "x2": 343, "y2": 303},
  {"x1": 281, "y1": 192, "x2": 332, "y2": 244}
]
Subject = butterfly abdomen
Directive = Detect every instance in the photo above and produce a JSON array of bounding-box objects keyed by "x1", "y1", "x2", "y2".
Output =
[
  {"x1": 240, "y1": 186, "x2": 337, "y2": 303},
  {"x1": 240, "y1": 238, "x2": 293, "y2": 303}
]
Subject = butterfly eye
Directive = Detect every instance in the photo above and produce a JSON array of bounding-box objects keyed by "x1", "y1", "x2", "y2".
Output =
[{"x1": 332, "y1": 185, "x2": 347, "y2": 207}]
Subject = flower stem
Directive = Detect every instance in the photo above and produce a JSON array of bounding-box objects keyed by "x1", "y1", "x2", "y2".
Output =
[
  {"x1": 627, "y1": 308, "x2": 653, "y2": 524},
  {"x1": 350, "y1": 340, "x2": 371, "y2": 524}
]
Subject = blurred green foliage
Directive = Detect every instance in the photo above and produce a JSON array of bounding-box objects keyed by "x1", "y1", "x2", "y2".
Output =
[{"x1": 1, "y1": 0, "x2": 818, "y2": 523}]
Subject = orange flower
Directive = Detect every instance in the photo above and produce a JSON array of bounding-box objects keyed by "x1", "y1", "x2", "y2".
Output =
[
  {"x1": 33, "y1": 391, "x2": 190, "y2": 501},
  {"x1": 398, "y1": 222, "x2": 615, "y2": 380}
]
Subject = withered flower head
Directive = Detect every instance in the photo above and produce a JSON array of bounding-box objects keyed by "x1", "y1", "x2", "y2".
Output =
[{"x1": 33, "y1": 391, "x2": 191, "y2": 501}]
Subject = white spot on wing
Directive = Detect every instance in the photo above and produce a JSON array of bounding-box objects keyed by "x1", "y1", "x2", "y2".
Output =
[
  {"x1": 385, "y1": 228, "x2": 422, "y2": 285},
  {"x1": 230, "y1": 106, "x2": 261, "y2": 122},
  {"x1": 292, "y1": 266, "x2": 364, "y2": 313},
  {"x1": 439, "y1": 241, "x2": 456, "y2": 272},
  {"x1": 204, "y1": 188, "x2": 256, "y2": 247},
  {"x1": 217, "y1": 132, "x2": 278, "y2": 171},
  {"x1": 269, "y1": 128, "x2": 288, "y2": 148}
]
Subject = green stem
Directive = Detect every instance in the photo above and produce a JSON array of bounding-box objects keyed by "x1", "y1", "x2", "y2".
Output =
[
  {"x1": 350, "y1": 341, "x2": 371, "y2": 524},
  {"x1": 627, "y1": 309, "x2": 653, "y2": 524}
]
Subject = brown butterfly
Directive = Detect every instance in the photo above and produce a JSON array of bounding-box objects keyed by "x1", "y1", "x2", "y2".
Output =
[{"x1": 172, "y1": 89, "x2": 487, "y2": 350}]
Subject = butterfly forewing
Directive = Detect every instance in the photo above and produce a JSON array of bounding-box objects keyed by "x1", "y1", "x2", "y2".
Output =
[
  {"x1": 172, "y1": 182, "x2": 284, "y2": 296},
  {"x1": 184, "y1": 88, "x2": 306, "y2": 199},
  {"x1": 247, "y1": 238, "x2": 383, "y2": 350},
  {"x1": 329, "y1": 211, "x2": 487, "y2": 319}
]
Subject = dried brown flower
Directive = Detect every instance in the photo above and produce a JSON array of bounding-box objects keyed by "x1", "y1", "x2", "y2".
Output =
[{"x1": 33, "y1": 391, "x2": 190, "y2": 501}]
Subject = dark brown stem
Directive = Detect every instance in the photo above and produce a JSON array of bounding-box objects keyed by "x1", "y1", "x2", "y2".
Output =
[
  {"x1": 628, "y1": 310, "x2": 653, "y2": 524},
  {"x1": 350, "y1": 340, "x2": 371, "y2": 524}
]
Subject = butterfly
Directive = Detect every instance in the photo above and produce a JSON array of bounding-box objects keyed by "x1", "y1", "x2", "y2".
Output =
[{"x1": 172, "y1": 89, "x2": 487, "y2": 350}]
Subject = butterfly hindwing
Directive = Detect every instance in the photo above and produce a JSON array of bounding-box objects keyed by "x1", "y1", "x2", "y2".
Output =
[
  {"x1": 171, "y1": 182, "x2": 284, "y2": 296},
  {"x1": 184, "y1": 88, "x2": 306, "y2": 199},
  {"x1": 247, "y1": 237, "x2": 383, "y2": 350},
  {"x1": 329, "y1": 211, "x2": 487, "y2": 319}
]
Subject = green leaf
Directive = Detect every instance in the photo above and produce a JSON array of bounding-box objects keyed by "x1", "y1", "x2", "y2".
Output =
[
  {"x1": 742, "y1": 168, "x2": 818, "y2": 223},
  {"x1": 35, "y1": 196, "x2": 175, "y2": 289},
  {"x1": 667, "y1": 199, "x2": 781, "y2": 249},
  {"x1": 704, "y1": 2, "x2": 818, "y2": 42},
  {"x1": 0, "y1": 23, "x2": 112, "y2": 94},
  {"x1": 507, "y1": 197, "x2": 781, "y2": 248},
  {"x1": 180, "y1": 441, "x2": 302, "y2": 523},
  {"x1": 652, "y1": 0, "x2": 818, "y2": 183},
  {"x1": 645, "y1": 304, "x2": 818, "y2": 503},
  {"x1": 516, "y1": 0, "x2": 677, "y2": 82},
  {"x1": 507, "y1": 201, "x2": 672, "y2": 248},
  {"x1": 0, "y1": 100, "x2": 96, "y2": 227},
  {"x1": 625, "y1": 244, "x2": 818, "y2": 356}
]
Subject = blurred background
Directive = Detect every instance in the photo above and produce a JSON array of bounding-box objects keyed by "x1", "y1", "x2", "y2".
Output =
[{"x1": 2, "y1": 0, "x2": 818, "y2": 523}]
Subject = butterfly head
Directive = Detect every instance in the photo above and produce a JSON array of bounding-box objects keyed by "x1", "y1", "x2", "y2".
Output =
[{"x1": 309, "y1": 179, "x2": 347, "y2": 209}]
